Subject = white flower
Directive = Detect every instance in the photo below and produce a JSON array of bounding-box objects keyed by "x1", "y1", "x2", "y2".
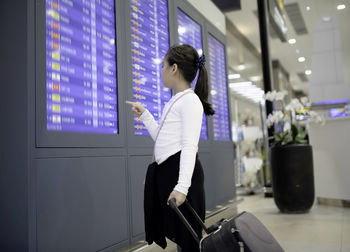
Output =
[
  {"x1": 265, "y1": 91, "x2": 276, "y2": 101},
  {"x1": 300, "y1": 96, "x2": 309, "y2": 106},
  {"x1": 308, "y1": 111, "x2": 325, "y2": 125},
  {"x1": 265, "y1": 90, "x2": 287, "y2": 101},
  {"x1": 275, "y1": 90, "x2": 288, "y2": 101},
  {"x1": 286, "y1": 98, "x2": 304, "y2": 112},
  {"x1": 283, "y1": 121, "x2": 291, "y2": 132},
  {"x1": 267, "y1": 111, "x2": 285, "y2": 127}
]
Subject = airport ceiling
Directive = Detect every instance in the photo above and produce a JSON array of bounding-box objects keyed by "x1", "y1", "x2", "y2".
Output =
[{"x1": 225, "y1": 0, "x2": 350, "y2": 95}]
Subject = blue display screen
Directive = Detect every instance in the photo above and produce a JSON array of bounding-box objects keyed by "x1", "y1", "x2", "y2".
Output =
[
  {"x1": 130, "y1": 0, "x2": 171, "y2": 136},
  {"x1": 208, "y1": 34, "x2": 230, "y2": 141},
  {"x1": 177, "y1": 9, "x2": 208, "y2": 140},
  {"x1": 46, "y1": 0, "x2": 118, "y2": 134}
]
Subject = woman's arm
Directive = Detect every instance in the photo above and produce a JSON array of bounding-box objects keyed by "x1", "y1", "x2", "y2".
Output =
[
  {"x1": 126, "y1": 101, "x2": 159, "y2": 141},
  {"x1": 139, "y1": 109, "x2": 159, "y2": 141},
  {"x1": 174, "y1": 95, "x2": 204, "y2": 196}
]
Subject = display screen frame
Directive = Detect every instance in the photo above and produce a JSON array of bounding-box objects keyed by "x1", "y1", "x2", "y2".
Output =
[
  {"x1": 129, "y1": 0, "x2": 172, "y2": 138},
  {"x1": 36, "y1": 0, "x2": 126, "y2": 147},
  {"x1": 125, "y1": 0, "x2": 175, "y2": 148},
  {"x1": 173, "y1": 0, "x2": 212, "y2": 147},
  {"x1": 204, "y1": 20, "x2": 233, "y2": 146}
]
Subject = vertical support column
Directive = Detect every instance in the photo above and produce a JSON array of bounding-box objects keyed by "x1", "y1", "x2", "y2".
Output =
[
  {"x1": 257, "y1": 0, "x2": 274, "y2": 197},
  {"x1": 257, "y1": 0, "x2": 273, "y2": 116}
]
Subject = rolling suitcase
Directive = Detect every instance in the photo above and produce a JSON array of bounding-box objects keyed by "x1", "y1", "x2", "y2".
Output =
[{"x1": 169, "y1": 198, "x2": 284, "y2": 252}]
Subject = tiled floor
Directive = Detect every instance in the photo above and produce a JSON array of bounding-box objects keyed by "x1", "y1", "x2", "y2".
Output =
[
  {"x1": 124, "y1": 194, "x2": 350, "y2": 252},
  {"x1": 237, "y1": 195, "x2": 350, "y2": 252}
]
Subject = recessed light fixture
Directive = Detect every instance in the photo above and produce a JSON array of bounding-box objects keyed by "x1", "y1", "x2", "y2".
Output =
[
  {"x1": 322, "y1": 16, "x2": 332, "y2": 22},
  {"x1": 288, "y1": 38, "x2": 296, "y2": 44},
  {"x1": 305, "y1": 70, "x2": 312, "y2": 75},
  {"x1": 228, "y1": 74, "x2": 241, "y2": 79},
  {"x1": 236, "y1": 64, "x2": 246, "y2": 71},
  {"x1": 229, "y1": 82, "x2": 264, "y2": 103},
  {"x1": 337, "y1": 4, "x2": 346, "y2": 10},
  {"x1": 298, "y1": 57, "x2": 306, "y2": 62},
  {"x1": 250, "y1": 76, "x2": 262, "y2": 82},
  {"x1": 306, "y1": 6, "x2": 311, "y2": 11}
]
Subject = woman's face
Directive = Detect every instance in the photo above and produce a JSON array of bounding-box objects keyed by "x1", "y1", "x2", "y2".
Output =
[{"x1": 161, "y1": 57, "x2": 176, "y2": 89}]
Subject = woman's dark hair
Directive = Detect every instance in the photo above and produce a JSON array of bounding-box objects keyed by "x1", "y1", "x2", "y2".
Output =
[{"x1": 166, "y1": 44, "x2": 215, "y2": 116}]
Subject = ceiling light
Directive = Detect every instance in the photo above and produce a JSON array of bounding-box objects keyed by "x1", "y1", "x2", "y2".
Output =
[
  {"x1": 305, "y1": 70, "x2": 312, "y2": 75},
  {"x1": 288, "y1": 39, "x2": 296, "y2": 44},
  {"x1": 229, "y1": 81, "x2": 252, "y2": 88},
  {"x1": 298, "y1": 57, "x2": 306, "y2": 62},
  {"x1": 322, "y1": 16, "x2": 331, "y2": 22},
  {"x1": 306, "y1": 6, "x2": 311, "y2": 11},
  {"x1": 337, "y1": 4, "x2": 346, "y2": 10},
  {"x1": 236, "y1": 64, "x2": 245, "y2": 71},
  {"x1": 228, "y1": 74, "x2": 241, "y2": 79},
  {"x1": 230, "y1": 83, "x2": 264, "y2": 104},
  {"x1": 250, "y1": 76, "x2": 262, "y2": 82}
]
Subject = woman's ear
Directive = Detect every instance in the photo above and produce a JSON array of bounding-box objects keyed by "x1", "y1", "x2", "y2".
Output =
[{"x1": 172, "y1": 63, "x2": 178, "y2": 74}]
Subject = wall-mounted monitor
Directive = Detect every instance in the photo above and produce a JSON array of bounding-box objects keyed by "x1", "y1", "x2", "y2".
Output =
[
  {"x1": 46, "y1": 0, "x2": 118, "y2": 134},
  {"x1": 177, "y1": 8, "x2": 208, "y2": 140},
  {"x1": 207, "y1": 33, "x2": 230, "y2": 141},
  {"x1": 130, "y1": 0, "x2": 171, "y2": 136}
]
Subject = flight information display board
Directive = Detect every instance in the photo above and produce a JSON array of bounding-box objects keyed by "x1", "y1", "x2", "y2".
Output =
[
  {"x1": 177, "y1": 9, "x2": 207, "y2": 140},
  {"x1": 130, "y1": 0, "x2": 171, "y2": 136},
  {"x1": 208, "y1": 34, "x2": 230, "y2": 141},
  {"x1": 46, "y1": 0, "x2": 118, "y2": 134}
]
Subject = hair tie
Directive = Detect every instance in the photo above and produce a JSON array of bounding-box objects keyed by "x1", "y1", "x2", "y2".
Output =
[{"x1": 196, "y1": 54, "x2": 206, "y2": 68}]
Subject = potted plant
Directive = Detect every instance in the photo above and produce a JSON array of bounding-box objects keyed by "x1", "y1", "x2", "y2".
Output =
[{"x1": 265, "y1": 91, "x2": 324, "y2": 213}]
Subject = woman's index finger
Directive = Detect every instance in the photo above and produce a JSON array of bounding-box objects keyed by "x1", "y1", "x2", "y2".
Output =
[{"x1": 125, "y1": 100, "x2": 135, "y2": 106}]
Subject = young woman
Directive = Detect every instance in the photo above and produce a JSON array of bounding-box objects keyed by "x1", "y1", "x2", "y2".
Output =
[{"x1": 126, "y1": 44, "x2": 215, "y2": 252}]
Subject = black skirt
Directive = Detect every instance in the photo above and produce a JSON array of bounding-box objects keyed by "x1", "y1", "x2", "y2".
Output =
[{"x1": 144, "y1": 151, "x2": 205, "y2": 252}]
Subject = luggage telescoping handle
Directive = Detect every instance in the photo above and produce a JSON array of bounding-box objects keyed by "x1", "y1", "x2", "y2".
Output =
[
  {"x1": 184, "y1": 200, "x2": 210, "y2": 234},
  {"x1": 169, "y1": 198, "x2": 200, "y2": 244},
  {"x1": 169, "y1": 198, "x2": 210, "y2": 244}
]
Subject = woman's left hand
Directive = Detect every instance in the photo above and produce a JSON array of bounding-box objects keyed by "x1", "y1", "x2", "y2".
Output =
[{"x1": 167, "y1": 190, "x2": 186, "y2": 207}]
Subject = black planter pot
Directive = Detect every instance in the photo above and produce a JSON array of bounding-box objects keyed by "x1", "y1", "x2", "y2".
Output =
[{"x1": 270, "y1": 144, "x2": 315, "y2": 213}]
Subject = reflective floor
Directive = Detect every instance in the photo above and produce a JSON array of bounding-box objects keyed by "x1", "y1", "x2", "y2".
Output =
[
  {"x1": 237, "y1": 195, "x2": 350, "y2": 252},
  {"x1": 123, "y1": 194, "x2": 350, "y2": 252}
]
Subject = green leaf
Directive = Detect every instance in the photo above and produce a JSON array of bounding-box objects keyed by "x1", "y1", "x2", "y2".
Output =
[
  {"x1": 282, "y1": 134, "x2": 293, "y2": 145},
  {"x1": 291, "y1": 124, "x2": 298, "y2": 139},
  {"x1": 296, "y1": 139, "x2": 308, "y2": 144},
  {"x1": 295, "y1": 133, "x2": 307, "y2": 143}
]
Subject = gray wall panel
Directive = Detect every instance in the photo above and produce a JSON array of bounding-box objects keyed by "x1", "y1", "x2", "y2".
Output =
[
  {"x1": 36, "y1": 157, "x2": 128, "y2": 252},
  {"x1": 129, "y1": 156, "x2": 152, "y2": 237},
  {"x1": 198, "y1": 152, "x2": 216, "y2": 210},
  {"x1": 0, "y1": 1, "x2": 29, "y2": 250},
  {"x1": 211, "y1": 149, "x2": 236, "y2": 206}
]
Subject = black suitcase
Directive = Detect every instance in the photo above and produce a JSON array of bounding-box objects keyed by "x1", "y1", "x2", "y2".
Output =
[{"x1": 169, "y1": 199, "x2": 284, "y2": 252}]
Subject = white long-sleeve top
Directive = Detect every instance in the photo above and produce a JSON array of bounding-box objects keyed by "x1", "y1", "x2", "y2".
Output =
[{"x1": 139, "y1": 88, "x2": 203, "y2": 195}]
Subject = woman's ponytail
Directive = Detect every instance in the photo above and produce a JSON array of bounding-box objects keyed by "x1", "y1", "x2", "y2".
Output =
[{"x1": 195, "y1": 66, "x2": 215, "y2": 116}]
